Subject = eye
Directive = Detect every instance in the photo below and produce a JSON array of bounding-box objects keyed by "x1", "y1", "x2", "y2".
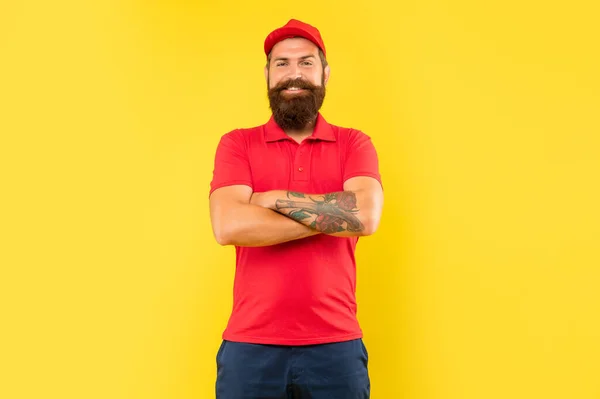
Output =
[
  {"x1": 275, "y1": 62, "x2": 287, "y2": 67},
  {"x1": 301, "y1": 61, "x2": 313, "y2": 66}
]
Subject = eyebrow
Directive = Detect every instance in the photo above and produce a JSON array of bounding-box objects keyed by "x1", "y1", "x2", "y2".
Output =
[{"x1": 272, "y1": 55, "x2": 317, "y2": 62}]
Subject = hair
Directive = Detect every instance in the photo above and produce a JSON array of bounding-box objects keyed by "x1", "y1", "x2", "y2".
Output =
[{"x1": 266, "y1": 47, "x2": 328, "y2": 69}]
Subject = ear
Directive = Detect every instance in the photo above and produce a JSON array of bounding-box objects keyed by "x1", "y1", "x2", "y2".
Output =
[
  {"x1": 264, "y1": 66, "x2": 269, "y2": 85},
  {"x1": 323, "y1": 65, "x2": 331, "y2": 86}
]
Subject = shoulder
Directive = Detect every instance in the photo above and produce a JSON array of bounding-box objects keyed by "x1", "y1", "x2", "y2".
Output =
[
  {"x1": 327, "y1": 122, "x2": 376, "y2": 147},
  {"x1": 217, "y1": 123, "x2": 265, "y2": 144},
  {"x1": 219, "y1": 126, "x2": 258, "y2": 140}
]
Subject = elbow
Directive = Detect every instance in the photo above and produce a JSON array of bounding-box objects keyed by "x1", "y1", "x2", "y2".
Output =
[
  {"x1": 215, "y1": 233, "x2": 230, "y2": 246},
  {"x1": 359, "y1": 216, "x2": 381, "y2": 236},
  {"x1": 213, "y1": 225, "x2": 233, "y2": 246}
]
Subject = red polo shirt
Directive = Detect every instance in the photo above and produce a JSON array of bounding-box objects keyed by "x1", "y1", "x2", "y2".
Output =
[{"x1": 209, "y1": 113, "x2": 381, "y2": 345}]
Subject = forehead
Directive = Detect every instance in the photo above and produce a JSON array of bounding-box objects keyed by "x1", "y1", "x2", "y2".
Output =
[{"x1": 270, "y1": 37, "x2": 320, "y2": 58}]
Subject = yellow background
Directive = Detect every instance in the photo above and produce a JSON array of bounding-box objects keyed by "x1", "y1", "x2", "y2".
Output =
[{"x1": 1, "y1": 0, "x2": 599, "y2": 398}]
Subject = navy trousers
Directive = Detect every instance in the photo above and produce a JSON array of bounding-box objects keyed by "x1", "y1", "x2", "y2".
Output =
[{"x1": 215, "y1": 338, "x2": 370, "y2": 399}]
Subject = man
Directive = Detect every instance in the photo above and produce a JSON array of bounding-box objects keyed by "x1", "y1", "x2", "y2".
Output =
[{"x1": 209, "y1": 18, "x2": 384, "y2": 399}]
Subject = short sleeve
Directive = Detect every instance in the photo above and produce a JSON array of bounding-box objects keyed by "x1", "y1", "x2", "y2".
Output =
[
  {"x1": 209, "y1": 131, "x2": 253, "y2": 197},
  {"x1": 343, "y1": 130, "x2": 382, "y2": 186}
]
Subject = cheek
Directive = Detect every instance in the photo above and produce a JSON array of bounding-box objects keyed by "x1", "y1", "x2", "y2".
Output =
[
  {"x1": 310, "y1": 71, "x2": 324, "y2": 86},
  {"x1": 269, "y1": 71, "x2": 285, "y2": 88}
]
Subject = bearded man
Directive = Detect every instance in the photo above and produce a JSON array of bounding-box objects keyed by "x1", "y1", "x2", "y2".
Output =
[{"x1": 209, "y1": 19, "x2": 384, "y2": 399}]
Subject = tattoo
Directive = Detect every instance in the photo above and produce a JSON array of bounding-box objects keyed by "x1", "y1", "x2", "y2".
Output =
[{"x1": 276, "y1": 191, "x2": 364, "y2": 234}]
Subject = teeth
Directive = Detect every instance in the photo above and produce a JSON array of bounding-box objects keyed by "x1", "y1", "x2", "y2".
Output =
[{"x1": 287, "y1": 87, "x2": 300, "y2": 91}]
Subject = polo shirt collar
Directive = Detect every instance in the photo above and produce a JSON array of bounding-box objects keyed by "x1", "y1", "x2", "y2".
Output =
[{"x1": 264, "y1": 113, "x2": 336, "y2": 142}]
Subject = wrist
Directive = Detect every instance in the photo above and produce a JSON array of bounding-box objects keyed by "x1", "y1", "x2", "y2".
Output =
[
  {"x1": 265, "y1": 190, "x2": 282, "y2": 210},
  {"x1": 251, "y1": 190, "x2": 278, "y2": 210}
]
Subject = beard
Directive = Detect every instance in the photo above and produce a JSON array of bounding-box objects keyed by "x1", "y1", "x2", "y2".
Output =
[{"x1": 267, "y1": 76, "x2": 326, "y2": 131}]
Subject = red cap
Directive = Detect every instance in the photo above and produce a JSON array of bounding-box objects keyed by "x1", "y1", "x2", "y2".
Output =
[{"x1": 264, "y1": 19, "x2": 326, "y2": 57}]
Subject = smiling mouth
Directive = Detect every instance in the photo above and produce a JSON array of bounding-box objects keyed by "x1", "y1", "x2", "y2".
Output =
[{"x1": 282, "y1": 87, "x2": 308, "y2": 93}]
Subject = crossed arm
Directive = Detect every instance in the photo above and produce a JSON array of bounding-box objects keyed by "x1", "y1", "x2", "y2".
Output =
[{"x1": 209, "y1": 176, "x2": 384, "y2": 247}]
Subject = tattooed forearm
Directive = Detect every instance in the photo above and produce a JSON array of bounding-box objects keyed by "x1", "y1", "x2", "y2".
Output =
[{"x1": 274, "y1": 191, "x2": 364, "y2": 234}]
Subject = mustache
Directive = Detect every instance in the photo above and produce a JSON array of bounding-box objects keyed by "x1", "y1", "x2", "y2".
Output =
[{"x1": 272, "y1": 78, "x2": 318, "y2": 92}]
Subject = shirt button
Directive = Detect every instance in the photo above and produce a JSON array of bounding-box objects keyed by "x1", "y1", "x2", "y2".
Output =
[{"x1": 298, "y1": 167, "x2": 304, "y2": 172}]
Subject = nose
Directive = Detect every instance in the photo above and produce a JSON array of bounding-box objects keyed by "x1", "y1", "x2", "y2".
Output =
[{"x1": 287, "y1": 65, "x2": 303, "y2": 80}]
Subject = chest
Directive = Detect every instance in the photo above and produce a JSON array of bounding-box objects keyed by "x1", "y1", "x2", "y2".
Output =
[{"x1": 249, "y1": 140, "x2": 345, "y2": 194}]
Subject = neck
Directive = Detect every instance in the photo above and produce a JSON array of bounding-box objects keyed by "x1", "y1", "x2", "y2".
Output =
[{"x1": 283, "y1": 116, "x2": 317, "y2": 142}]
